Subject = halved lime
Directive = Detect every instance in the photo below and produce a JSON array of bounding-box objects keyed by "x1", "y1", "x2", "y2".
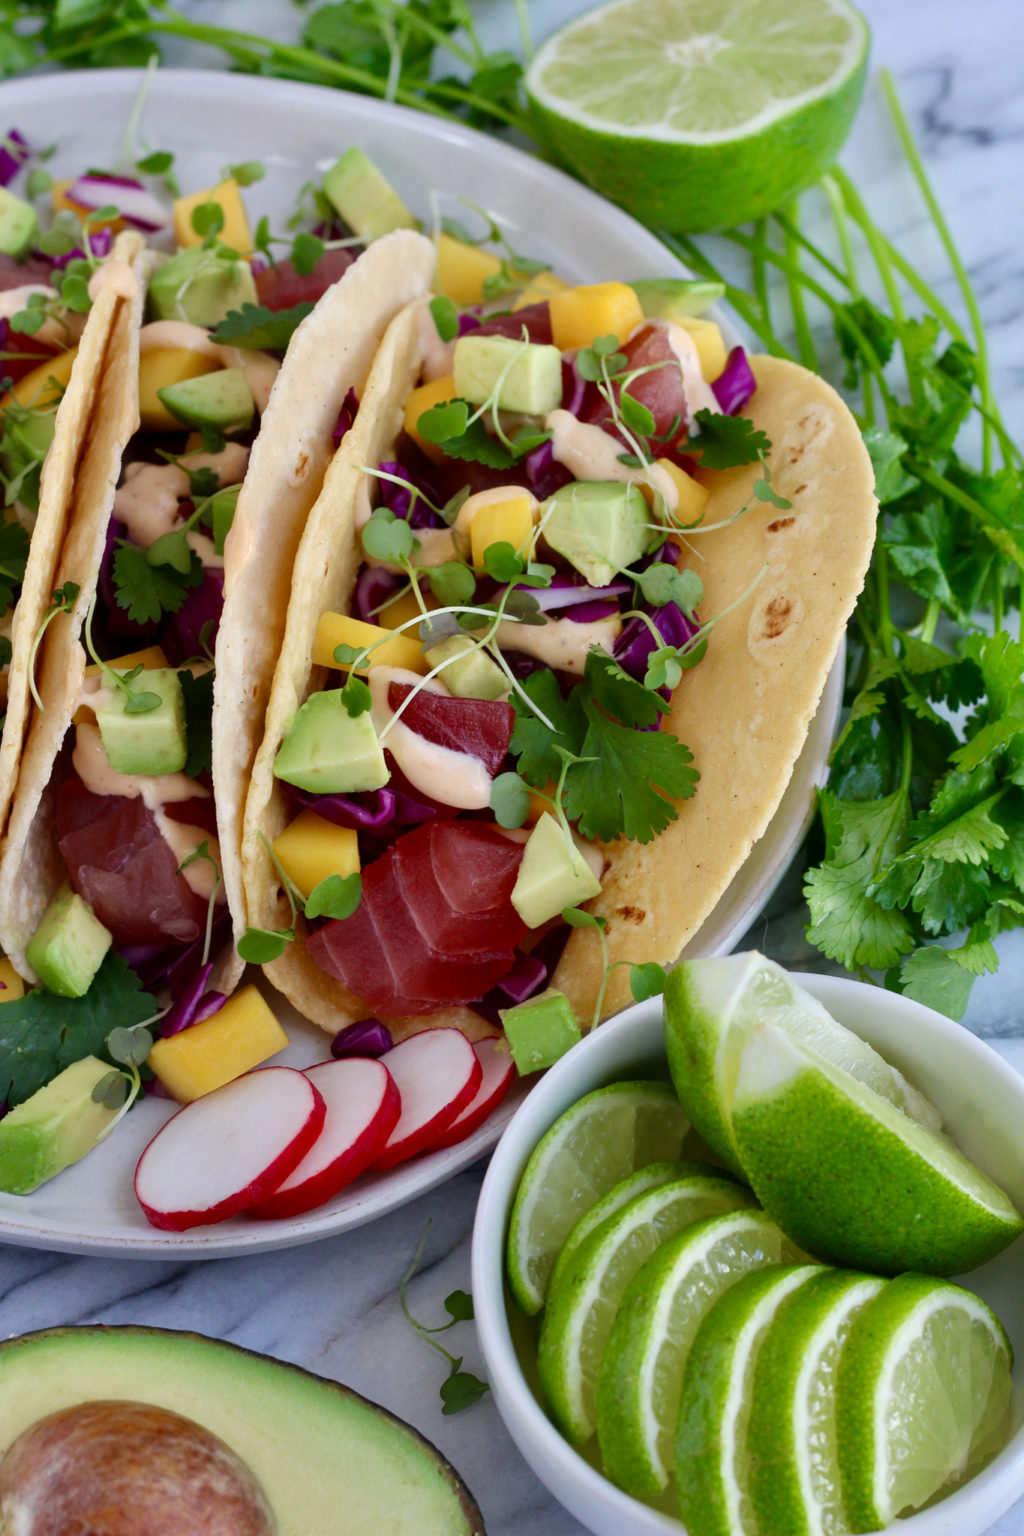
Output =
[
  {"x1": 837, "y1": 1274, "x2": 1014, "y2": 1528},
  {"x1": 663, "y1": 951, "x2": 942, "y2": 1178},
  {"x1": 731, "y1": 1021, "x2": 1024, "y2": 1274},
  {"x1": 505, "y1": 1080, "x2": 689, "y2": 1316},
  {"x1": 595, "y1": 1208, "x2": 805, "y2": 1498},
  {"x1": 526, "y1": 0, "x2": 870, "y2": 231},
  {"x1": 675, "y1": 1264, "x2": 823, "y2": 1536},
  {"x1": 747, "y1": 1269, "x2": 887, "y2": 1536},
  {"x1": 537, "y1": 1171, "x2": 756, "y2": 1444}
]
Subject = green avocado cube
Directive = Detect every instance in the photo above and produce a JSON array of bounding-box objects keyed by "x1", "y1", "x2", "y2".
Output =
[
  {"x1": 147, "y1": 245, "x2": 257, "y2": 329},
  {"x1": 0, "y1": 186, "x2": 39, "y2": 260},
  {"x1": 26, "y1": 885, "x2": 112, "y2": 998},
  {"x1": 157, "y1": 367, "x2": 255, "y2": 434},
  {"x1": 94, "y1": 667, "x2": 188, "y2": 777},
  {"x1": 542, "y1": 480, "x2": 653, "y2": 588},
  {"x1": 629, "y1": 277, "x2": 725, "y2": 322},
  {"x1": 453, "y1": 334, "x2": 563, "y2": 416},
  {"x1": 500, "y1": 988, "x2": 581, "y2": 1074},
  {"x1": 511, "y1": 813, "x2": 602, "y2": 929},
  {"x1": 323, "y1": 147, "x2": 419, "y2": 240},
  {"x1": 274, "y1": 689, "x2": 389, "y2": 795},
  {"x1": 0, "y1": 1055, "x2": 123, "y2": 1194},
  {"x1": 423, "y1": 635, "x2": 507, "y2": 701}
]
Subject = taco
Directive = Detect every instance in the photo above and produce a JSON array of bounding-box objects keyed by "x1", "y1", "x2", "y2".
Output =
[
  {"x1": 0, "y1": 190, "x2": 434, "y2": 1018},
  {"x1": 240, "y1": 273, "x2": 877, "y2": 1043}
]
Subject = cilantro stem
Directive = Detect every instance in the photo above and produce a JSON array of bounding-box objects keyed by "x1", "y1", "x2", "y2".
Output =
[
  {"x1": 780, "y1": 202, "x2": 817, "y2": 372},
  {"x1": 751, "y1": 220, "x2": 773, "y2": 337}
]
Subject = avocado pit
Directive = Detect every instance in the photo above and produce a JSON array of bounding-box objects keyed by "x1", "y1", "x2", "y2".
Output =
[{"x1": 0, "y1": 1399, "x2": 277, "y2": 1535}]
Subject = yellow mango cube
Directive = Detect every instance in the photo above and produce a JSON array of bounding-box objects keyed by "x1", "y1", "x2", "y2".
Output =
[
  {"x1": 273, "y1": 813, "x2": 360, "y2": 901},
  {"x1": 50, "y1": 180, "x2": 124, "y2": 232},
  {"x1": 642, "y1": 459, "x2": 711, "y2": 524},
  {"x1": 377, "y1": 586, "x2": 426, "y2": 630},
  {"x1": 511, "y1": 269, "x2": 571, "y2": 310},
  {"x1": 469, "y1": 494, "x2": 536, "y2": 568},
  {"x1": 84, "y1": 645, "x2": 168, "y2": 681},
  {"x1": 139, "y1": 348, "x2": 221, "y2": 431},
  {"x1": 173, "y1": 180, "x2": 252, "y2": 253},
  {"x1": 1, "y1": 347, "x2": 78, "y2": 412},
  {"x1": 403, "y1": 374, "x2": 457, "y2": 467},
  {"x1": 549, "y1": 282, "x2": 644, "y2": 351},
  {"x1": 0, "y1": 959, "x2": 25, "y2": 1004},
  {"x1": 313, "y1": 612, "x2": 426, "y2": 675},
  {"x1": 147, "y1": 985, "x2": 289, "y2": 1103},
  {"x1": 681, "y1": 317, "x2": 728, "y2": 382},
  {"x1": 434, "y1": 233, "x2": 504, "y2": 306}
]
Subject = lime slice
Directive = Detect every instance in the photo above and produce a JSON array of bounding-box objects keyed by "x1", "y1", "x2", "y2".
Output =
[
  {"x1": 747, "y1": 1269, "x2": 887, "y2": 1536},
  {"x1": 663, "y1": 952, "x2": 943, "y2": 1178},
  {"x1": 675, "y1": 1264, "x2": 822, "y2": 1536},
  {"x1": 537, "y1": 1171, "x2": 756, "y2": 1444},
  {"x1": 595, "y1": 1208, "x2": 805, "y2": 1498},
  {"x1": 731, "y1": 1021, "x2": 1024, "y2": 1273},
  {"x1": 506, "y1": 1081, "x2": 689, "y2": 1316},
  {"x1": 837, "y1": 1274, "x2": 1014, "y2": 1528},
  {"x1": 525, "y1": 0, "x2": 869, "y2": 231}
]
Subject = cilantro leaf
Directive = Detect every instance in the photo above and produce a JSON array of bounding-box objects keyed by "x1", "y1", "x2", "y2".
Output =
[
  {"x1": 0, "y1": 953, "x2": 158, "y2": 1108},
  {"x1": 0, "y1": 518, "x2": 30, "y2": 611},
  {"x1": 510, "y1": 671, "x2": 585, "y2": 787},
  {"x1": 804, "y1": 791, "x2": 916, "y2": 972},
  {"x1": 178, "y1": 666, "x2": 213, "y2": 778},
  {"x1": 112, "y1": 542, "x2": 204, "y2": 626},
  {"x1": 565, "y1": 700, "x2": 697, "y2": 843},
  {"x1": 210, "y1": 301, "x2": 314, "y2": 351},
  {"x1": 691, "y1": 411, "x2": 771, "y2": 470},
  {"x1": 584, "y1": 648, "x2": 665, "y2": 728}
]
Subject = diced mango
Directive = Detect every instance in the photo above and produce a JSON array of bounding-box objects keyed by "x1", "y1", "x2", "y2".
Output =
[
  {"x1": 173, "y1": 179, "x2": 252, "y2": 253},
  {"x1": 641, "y1": 459, "x2": 710, "y2": 524},
  {"x1": 273, "y1": 812, "x2": 360, "y2": 901},
  {"x1": 469, "y1": 494, "x2": 536, "y2": 568},
  {"x1": 313, "y1": 612, "x2": 426, "y2": 675},
  {"x1": 147, "y1": 985, "x2": 288, "y2": 1103},
  {"x1": 84, "y1": 645, "x2": 168, "y2": 680},
  {"x1": 1, "y1": 347, "x2": 77, "y2": 411},
  {"x1": 403, "y1": 374, "x2": 458, "y2": 467},
  {"x1": 50, "y1": 179, "x2": 124, "y2": 232},
  {"x1": 140, "y1": 348, "x2": 221, "y2": 431},
  {"x1": 434, "y1": 233, "x2": 504, "y2": 306},
  {"x1": 512, "y1": 269, "x2": 570, "y2": 310},
  {"x1": 549, "y1": 282, "x2": 644, "y2": 351},
  {"x1": 680, "y1": 317, "x2": 728, "y2": 382},
  {"x1": 0, "y1": 959, "x2": 25, "y2": 1003},
  {"x1": 377, "y1": 587, "x2": 428, "y2": 630}
]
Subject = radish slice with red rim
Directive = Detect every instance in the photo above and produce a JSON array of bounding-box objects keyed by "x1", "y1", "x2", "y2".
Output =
[
  {"x1": 249, "y1": 1058, "x2": 401, "y2": 1221},
  {"x1": 430, "y1": 1037, "x2": 516, "y2": 1151},
  {"x1": 134, "y1": 1067, "x2": 325, "y2": 1231},
  {"x1": 373, "y1": 1029, "x2": 482, "y2": 1171}
]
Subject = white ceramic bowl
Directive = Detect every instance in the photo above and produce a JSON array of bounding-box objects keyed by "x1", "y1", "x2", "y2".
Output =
[{"x1": 471, "y1": 973, "x2": 1024, "y2": 1536}]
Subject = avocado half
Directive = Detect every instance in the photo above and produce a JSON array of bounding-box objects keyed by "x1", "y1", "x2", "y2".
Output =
[{"x1": 0, "y1": 1326, "x2": 485, "y2": 1535}]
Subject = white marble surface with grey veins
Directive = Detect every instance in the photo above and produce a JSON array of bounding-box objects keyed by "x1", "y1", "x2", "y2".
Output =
[{"x1": 2, "y1": 1, "x2": 1023, "y2": 1532}]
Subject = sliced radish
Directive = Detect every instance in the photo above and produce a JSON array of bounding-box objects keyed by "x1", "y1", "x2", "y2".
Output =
[
  {"x1": 430, "y1": 1037, "x2": 516, "y2": 1151},
  {"x1": 135, "y1": 1067, "x2": 325, "y2": 1231},
  {"x1": 248, "y1": 1058, "x2": 401, "y2": 1221},
  {"x1": 373, "y1": 1029, "x2": 482, "y2": 1171}
]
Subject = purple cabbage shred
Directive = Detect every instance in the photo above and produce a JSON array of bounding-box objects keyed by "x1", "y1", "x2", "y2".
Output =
[
  {"x1": 330, "y1": 1018, "x2": 393, "y2": 1059},
  {"x1": 332, "y1": 387, "x2": 358, "y2": 443},
  {"x1": 712, "y1": 347, "x2": 756, "y2": 415},
  {"x1": 0, "y1": 129, "x2": 29, "y2": 188}
]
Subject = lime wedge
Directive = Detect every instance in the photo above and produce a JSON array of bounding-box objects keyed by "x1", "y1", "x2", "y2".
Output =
[
  {"x1": 663, "y1": 951, "x2": 942, "y2": 1178},
  {"x1": 747, "y1": 1269, "x2": 886, "y2": 1536},
  {"x1": 595, "y1": 1208, "x2": 805, "y2": 1498},
  {"x1": 731, "y1": 1021, "x2": 1024, "y2": 1273},
  {"x1": 505, "y1": 1081, "x2": 689, "y2": 1316},
  {"x1": 538, "y1": 1171, "x2": 756, "y2": 1444},
  {"x1": 526, "y1": 0, "x2": 869, "y2": 230},
  {"x1": 838, "y1": 1274, "x2": 1014, "y2": 1528},
  {"x1": 675, "y1": 1264, "x2": 822, "y2": 1536}
]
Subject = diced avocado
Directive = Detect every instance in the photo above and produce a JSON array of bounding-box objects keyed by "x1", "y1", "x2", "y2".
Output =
[
  {"x1": 323, "y1": 147, "x2": 419, "y2": 240},
  {"x1": 453, "y1": 334, "x2": 563, "y2": 415},
  {"x1": 542, "y1": 480, "x2": 654, "y2": 587},
  {"x1": 500, "y1": 988, "x2": 581, "y2": 1074},
  {"x1": 511, "y1": 812, "x2": 602, "y2": 929},
  {"x1": 629, "y1": 277, "x2": 726, "y2": 321},
  {"x1": 0, "y1": 407, "x2": 55, "y2": 514},
  {"x1": 25, "y1": 885, "x2": 112, "y2": 998},
  {"x1": 273, "y1": 689, "x2": 389, "y2": 795},
  {"x1": 147, "y1": 246, "x2": 257, "y2": 329},
  {"x1": 0, "y1": 186, "x2": 39, "y2": 260},
  {"x1": 94, "y1": 667, "x2": 187, "y2": 777},
  {"x1": 0, "y1": 1056, "x2": 122, "y2": 1195},
  {"x1": 156, "y1": 367, "x2": 255, "y2": 433},
  {"x1": 423, "y1": 634, "x2": 508, "y2": 701}
]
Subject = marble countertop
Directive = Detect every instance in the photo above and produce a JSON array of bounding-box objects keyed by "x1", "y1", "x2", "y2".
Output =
[{"x1": 1, "y1": 1, "x2": 1022, "y2": 1531}]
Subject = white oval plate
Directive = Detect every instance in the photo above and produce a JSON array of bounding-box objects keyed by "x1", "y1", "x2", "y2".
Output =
[{"x1": 0, "y1": 68, "x2": 840, "y2": 1256}]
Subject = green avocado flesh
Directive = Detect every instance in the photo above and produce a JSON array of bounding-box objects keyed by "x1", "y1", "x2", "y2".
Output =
[{"x1": 0, "y1": 1327, "x2": 484, "y2": 1536}]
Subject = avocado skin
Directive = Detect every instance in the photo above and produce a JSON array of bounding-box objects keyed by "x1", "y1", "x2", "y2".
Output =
[{"x1": 0, "y1": 1326, "x2": 485, "y2": 1536}]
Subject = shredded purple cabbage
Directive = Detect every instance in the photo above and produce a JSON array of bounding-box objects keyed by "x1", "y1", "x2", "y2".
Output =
[
  {"x1": 332, "y1": 387, "x2": 358, "y2": 443},
  {"x1": 330, "y1": 1018, "x2": 393, "y2": 1058},
  {"x1": 475, "y1": 924, "x2": 571, "y2": 1027},
  {"x1": 162, "y1": 568, "x2": 224, "y2": 664},
  {"x1": 159, "y1": 963, "x2": 221, "y2": 1037},
  {"x1": 712, "y1": 347, "x2": 757, "y2": 415},
  {"x1": 0, "y1": 129, "x2": 29, "y2": 189},
  {"x1": 457, "y1": 312, "x2": 481, "y2": 337},
  {"x1": 48, "y1": 228, "x2": 112, "y2": 271},
  {"x1": 377, "y1": 458, "x2": 443, "y2": 530},
  {"x1": 290, "y1": 784, "x2": 437, "y2": 832},
  {"x1": 524, "y1": 439, "x2": 573, "y2": 501},
  {"x1": 355, "y1": 564, "x2": 402, "y2": 622},
  {"x1": 613, "y1": 601, "x2": 700, "y2": 683}
]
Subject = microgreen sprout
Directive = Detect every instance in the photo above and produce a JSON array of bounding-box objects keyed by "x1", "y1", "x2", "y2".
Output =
[
  {"x1": 176, "y1": 840, "x2": 222, "y2": 966},
  {"x1": 93, "y1": 1018, "x2": 157, "y2": 1138},
  {"x1": 81, "y1": 591, "x2": 162, "y2": 716},
  {"x1": 28, "y1": 581, "x2": 80, "y2": 710},
  {"x1": 400, "y1": 1221, "x2": 489, "y2": 1416}
]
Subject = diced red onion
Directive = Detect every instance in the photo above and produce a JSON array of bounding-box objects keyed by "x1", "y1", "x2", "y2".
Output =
[
  {"x1": 0, "y1": 129, "x2": 30, "y2": 188},
  {"x1": 518, "y1": 575, "x2": 629, "y2": 615},
  {"x1": 330, "y1": 1018, "x2": 393, "y2": 1058},
  {"x1": 712, "y1": 347, "x2": 756, "y2": 416},
  {"x1": 67, "y1": 174, "x2": 169, "y2": 233}
]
